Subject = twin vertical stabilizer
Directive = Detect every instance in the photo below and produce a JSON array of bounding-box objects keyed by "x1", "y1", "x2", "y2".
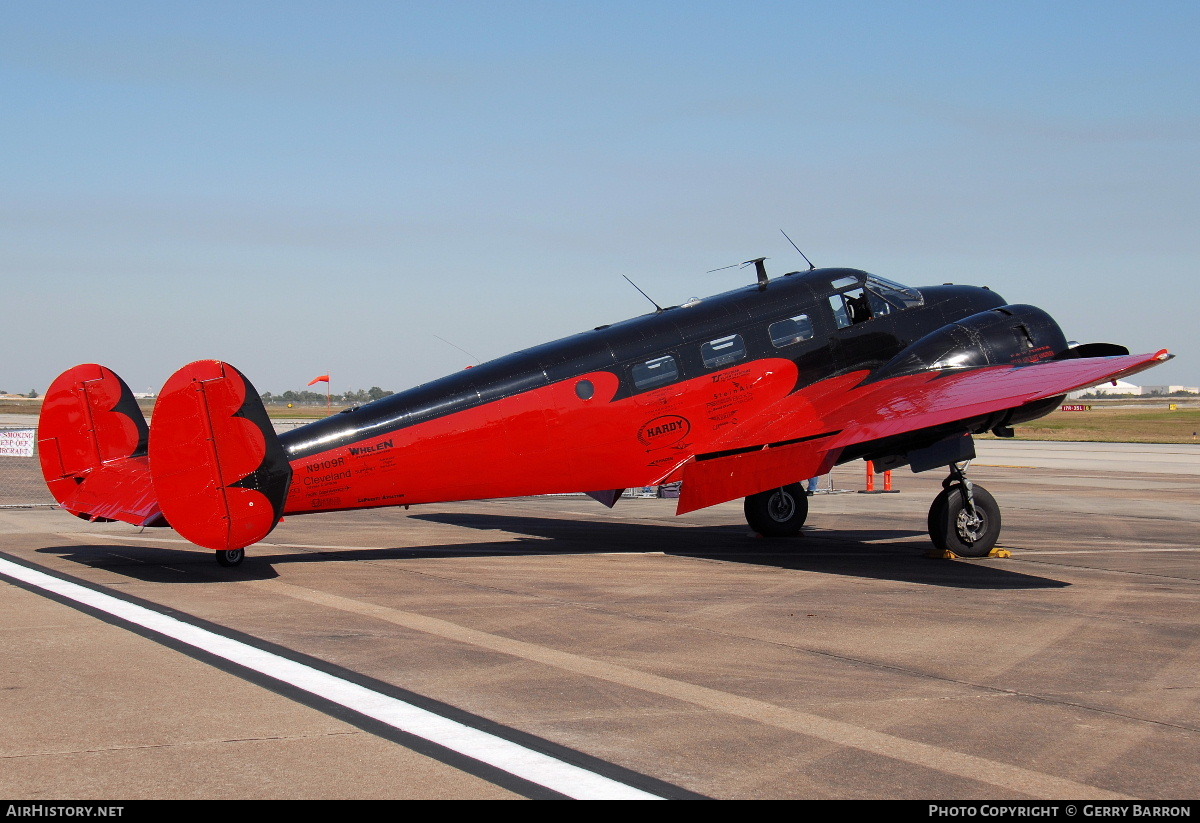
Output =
[{"x1": 39, "y1": 361, "x2": 292, "y2": 560}]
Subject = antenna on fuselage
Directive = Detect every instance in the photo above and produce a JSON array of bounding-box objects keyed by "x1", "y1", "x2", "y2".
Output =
[
  {"x1": 707, "y1": 258, "x2": 770, "y2": 290},
  {"x1": 745, "y1": 257, "x2": 769, "y2": 290},
  {"x1": 622, "y1": 275, "x2": 664, "y2": 312},
  {"x1": 432, "y1": 334, "x2": 481, "y2": 365},
  {"x1": 780, "y1": 229, "x2": 816, "y2": 271}
]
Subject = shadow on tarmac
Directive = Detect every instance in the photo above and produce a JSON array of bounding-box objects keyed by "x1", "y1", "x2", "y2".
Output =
[
  {"x1": 38, "y1": 510, "x2": 1068, "y2": 590},
  {"x1": 409, "y1": 512, "x2": 1068, "y2": 590}
]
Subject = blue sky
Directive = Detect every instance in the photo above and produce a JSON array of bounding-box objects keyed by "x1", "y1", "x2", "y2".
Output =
[{"x1": 3, "y1": 0, "x2": 1197, "y2": 395}]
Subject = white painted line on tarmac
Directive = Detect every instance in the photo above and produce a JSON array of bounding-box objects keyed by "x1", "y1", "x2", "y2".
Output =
[{"x1": 0, "y1": 555, "x2": 663, "y2": 800}]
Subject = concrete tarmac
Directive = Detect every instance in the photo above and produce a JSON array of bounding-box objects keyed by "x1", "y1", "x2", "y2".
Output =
[
  {"x1": 1, "y1": 444, "x2": 1198, "y2": 800},
  {"x1": 975, "y1": 439, "x2": 1200, "y2": 474}
]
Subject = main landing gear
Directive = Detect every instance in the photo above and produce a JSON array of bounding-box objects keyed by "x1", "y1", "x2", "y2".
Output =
[
  {"x1": 744, "y1": 483, "x2": 809, "y2": 537},
  {"x1": 927, "y1": 461, "x2": 1001, "y2": 557}
]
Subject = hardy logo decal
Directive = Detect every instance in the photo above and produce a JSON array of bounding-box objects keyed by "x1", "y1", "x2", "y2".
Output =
[{"x1": 637, "y1": 415, "x2": 691, "y2": 448}]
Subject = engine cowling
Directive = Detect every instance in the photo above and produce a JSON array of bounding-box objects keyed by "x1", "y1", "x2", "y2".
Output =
[{"x1": 872, "y1": 304, "x2": 1069, "y2": 382}]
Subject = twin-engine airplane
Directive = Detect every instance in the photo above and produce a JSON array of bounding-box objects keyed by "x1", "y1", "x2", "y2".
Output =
[{"x1": 40, "y1": 261, "x2": 1170, "y2": 566}]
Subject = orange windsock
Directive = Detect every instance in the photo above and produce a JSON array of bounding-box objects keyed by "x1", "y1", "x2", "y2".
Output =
[{"x1": 307, "y1": 375, "x2": 330, "y2": 385}]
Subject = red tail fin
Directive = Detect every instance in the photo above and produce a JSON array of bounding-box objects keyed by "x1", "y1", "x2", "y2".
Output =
[
  {"x1": 148, "y1": 360, "x2": 292, "y2": 552},
  {"x1": 38, "y1": 364, "x2": 162, "y2": 525}
]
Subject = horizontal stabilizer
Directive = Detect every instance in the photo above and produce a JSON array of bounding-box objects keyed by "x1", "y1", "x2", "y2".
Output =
[{"x1": 149, "y1": 361, "x2": 292, "y2": 552}]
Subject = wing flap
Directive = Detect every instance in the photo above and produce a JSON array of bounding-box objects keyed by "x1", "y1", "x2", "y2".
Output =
[{"x1": 677, "y1": 438, "x2": 841, "y2": 515}]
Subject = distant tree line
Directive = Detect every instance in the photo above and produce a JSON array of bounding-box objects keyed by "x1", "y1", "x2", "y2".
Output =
[{"x1": 260, "y1": 387, "x2": 394, "y2": 405}]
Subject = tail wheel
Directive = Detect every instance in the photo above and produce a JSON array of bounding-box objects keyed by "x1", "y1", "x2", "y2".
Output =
[
  {"x1": 215, "y1": 548, "x2": 245, "y2": 567},
  {"x1": 928, "y1": 484, "x2": 1001, "y2": 557},
  {"x1": 744, "y1": 483, "x2": 809, "y2": 537}
]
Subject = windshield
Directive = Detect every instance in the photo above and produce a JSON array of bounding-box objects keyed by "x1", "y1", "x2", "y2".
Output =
[{"x1": 865, "y1": 275, "x2": 924, "y2": 309}]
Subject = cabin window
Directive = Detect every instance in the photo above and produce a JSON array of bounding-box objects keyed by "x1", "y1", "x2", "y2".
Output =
[
  {"x1": 700, "y1": 334, "x2": 747, "y2": 369},
  {"x1": 631, "y1": 355, "x2": 679, "y2": 390},
  {"x1": 575, "y1": 379, "x2": 595, "y2": 400},
  {"x1": 768, "y1": 314, "x2": 815, "y2": 348}
]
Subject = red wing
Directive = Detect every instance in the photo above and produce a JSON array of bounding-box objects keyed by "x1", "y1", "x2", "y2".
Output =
[
  {"x1": 677, "y1": 349, "x2": 1171, "y2": 514},
  {"x1": 823, "y1": 349, "x2": 1171, "y2": 449}
]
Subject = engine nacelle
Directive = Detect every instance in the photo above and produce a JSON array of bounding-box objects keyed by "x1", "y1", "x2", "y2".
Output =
[{"x1": 873, "y1": 304, "x2": 1069, "y2": 381}]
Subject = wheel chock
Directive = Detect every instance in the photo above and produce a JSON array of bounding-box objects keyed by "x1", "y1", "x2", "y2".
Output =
[{"x1": 925, "y1": 548, "x2": 1012, "y2": 559}]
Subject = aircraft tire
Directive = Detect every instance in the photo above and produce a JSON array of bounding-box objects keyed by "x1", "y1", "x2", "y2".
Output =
[
  {"x1": 928, "y1": 485, "x2": 1001, "y2": 558},
  {"x1": 215, "y1": 548, "x2": 245, "y2": 567},
  {"x1": 927, "y1": 491, "x2": 950, "y2": 551},
  {"x1": 744, "y1": 484, "x2": 809, "y2": 537}
]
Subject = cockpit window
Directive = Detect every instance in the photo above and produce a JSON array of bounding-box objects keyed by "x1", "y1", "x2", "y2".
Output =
[
  {"x1": 871, "y1": 291, "x2": 895, "y2": 317},
  {"x1": 830, "y1": 289, "x2": 873, "y2": 327},
  {"x1": 829, "y1": 275, "x2": 924, "y2": 329},
  {"x1": 866, "y1": 275, "x2": 923, "y2": 309}
]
